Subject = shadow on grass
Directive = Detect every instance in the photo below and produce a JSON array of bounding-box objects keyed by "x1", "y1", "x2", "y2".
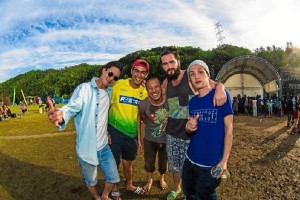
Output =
[
  {"x1": 0, "y1": 151, "x2": 92, "y2": 200},
  {"x1": 0, "y1": 151, "x2": 174, "y2": 200}
]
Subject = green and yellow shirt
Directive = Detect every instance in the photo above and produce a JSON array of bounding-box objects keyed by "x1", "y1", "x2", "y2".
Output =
[{"x1": 108, "y1": 79, "x2": 148, "y2": 138}]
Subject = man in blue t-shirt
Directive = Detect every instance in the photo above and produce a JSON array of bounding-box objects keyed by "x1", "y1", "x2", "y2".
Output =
[{"x1": 183, "y1": 60, "x2": 234, "y2": 200}]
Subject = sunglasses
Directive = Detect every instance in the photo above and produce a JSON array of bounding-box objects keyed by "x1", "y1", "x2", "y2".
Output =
[{"x1": 108, "y1": 71, "x2": 119, "y2": 81}]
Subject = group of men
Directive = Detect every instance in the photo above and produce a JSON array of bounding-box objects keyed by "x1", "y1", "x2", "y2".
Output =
[{"x1": 47, "y1": 46, "x2": 233, "y2": 200}]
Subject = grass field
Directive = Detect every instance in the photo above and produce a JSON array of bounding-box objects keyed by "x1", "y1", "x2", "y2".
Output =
[
  {"x1": 0, "y1": 105, "x2": 179, "y2": 200},
  {"x1": 2, "y1": 105, "x2": 298, "y2": 199}
]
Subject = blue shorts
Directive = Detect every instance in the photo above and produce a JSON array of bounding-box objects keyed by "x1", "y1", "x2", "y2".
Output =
[
  {"x1": 166, "y1": 134, "x2": 189, "y2": 174},
  {"x1": 78, "y1": 144, "x2": 120, "y2": 186},
  {"x1": 108, "y1": 125, "x2": 138, "y2": 166}
]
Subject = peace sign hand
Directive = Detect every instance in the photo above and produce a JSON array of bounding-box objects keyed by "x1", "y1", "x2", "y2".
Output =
[{"x1": 186, "y1": 113, "x2": 200, "y2": 133}]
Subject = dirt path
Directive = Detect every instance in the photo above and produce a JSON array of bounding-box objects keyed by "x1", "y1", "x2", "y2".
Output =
[{"x1": 0, "y1": 131, "x2": 75, "y2": 139}]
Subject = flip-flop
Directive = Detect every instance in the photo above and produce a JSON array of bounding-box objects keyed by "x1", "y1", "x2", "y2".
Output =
[
  {"x1": 129, "y1": 186, "x2": 145, "y2": 195},
  {"x1": 109, "y1": 190, "x2": 122, "y2": 200},
  {"x1": 167, "y1": 189, "x2": 181, "y2": 200}
]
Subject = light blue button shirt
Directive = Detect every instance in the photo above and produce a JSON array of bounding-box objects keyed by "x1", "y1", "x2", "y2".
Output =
[{"x1": 59, "y1": 77, "x2": 108, "y2": 166}]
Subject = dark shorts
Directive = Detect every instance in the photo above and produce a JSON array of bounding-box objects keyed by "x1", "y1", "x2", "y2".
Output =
[
  {"x1": 143, "y1": 138, "x2": 167, "y2": 174},
  {"x1": 108, "y1": 125, "x2": 137, "y2": 166}
]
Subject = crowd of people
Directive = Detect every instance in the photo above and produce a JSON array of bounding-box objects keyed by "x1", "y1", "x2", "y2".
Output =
[
  {"x1": 0, "y1": 104, "x2": 24, "y2": 121},
  {"x1": 0, "y1": 97, "x2": 52, "y2": 121},
  {"x1": 46, "y1": 46, "x2": 299, "y2": 200},
  {"x1": 232, "y1": 94, "x2": 300, "y2": 134}
]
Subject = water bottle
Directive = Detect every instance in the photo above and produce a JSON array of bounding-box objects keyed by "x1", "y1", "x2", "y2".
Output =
[
  {"x1": 211, "y1": 166, "x2": 230, "y2": 179},
  {"x1": 211, "y1": 166, "x2": 222, "y2": 178}
]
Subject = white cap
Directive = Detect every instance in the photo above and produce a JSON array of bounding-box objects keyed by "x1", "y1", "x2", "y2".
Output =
[{"x1": 187, "y1": 60, "x2": 210, "y2": 78}]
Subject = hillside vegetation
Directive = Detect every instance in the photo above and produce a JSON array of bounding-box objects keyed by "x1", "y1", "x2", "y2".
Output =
[{"x1": 1, "y1": 44, "x2": 299, "y2": 102}]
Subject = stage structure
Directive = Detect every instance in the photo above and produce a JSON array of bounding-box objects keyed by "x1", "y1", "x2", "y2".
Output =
[{"x1": 216, "y1": 55, "x2": 281, "y2": 98}]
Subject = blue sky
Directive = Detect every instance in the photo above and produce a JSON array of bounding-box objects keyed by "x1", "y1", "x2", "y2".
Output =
[{"x1": 1, "y1": 0, "x2": 299, "y2": 83}]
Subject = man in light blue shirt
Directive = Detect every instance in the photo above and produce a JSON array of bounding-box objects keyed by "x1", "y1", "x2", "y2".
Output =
[{"x1": 48, "y1": 61, "x2": 123, "y2": 200}]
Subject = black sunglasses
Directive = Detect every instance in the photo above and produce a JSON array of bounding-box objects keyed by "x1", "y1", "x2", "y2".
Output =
[{"x1": 108, "y1": 71, "x2": 119, "y2": 81}]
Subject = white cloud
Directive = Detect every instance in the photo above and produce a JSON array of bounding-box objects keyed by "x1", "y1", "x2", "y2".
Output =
[{"x1": 0, "y1": 0, "x2": 300, "y2": 82}]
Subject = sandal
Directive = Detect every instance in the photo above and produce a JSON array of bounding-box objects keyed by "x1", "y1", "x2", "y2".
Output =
[
  {"x1": 109, "y1": 190, "x2": 122, "y2": 200},
  {"x1": 128, "y1": 186, "x2": 145, "y2": 195},
  {"x1": 167, "y1": 189, "x2": 181, "y2": 200}
]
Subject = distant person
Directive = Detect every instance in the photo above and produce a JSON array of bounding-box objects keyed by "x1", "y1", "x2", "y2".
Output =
[
  {"x1": 35, "y1": 96, "x2": 39, "y2": 104},
  {"x1": 39, "y1": 104, "x2": 45, "y2": 114},
  {"x1": 274, "y1": 98, "x2": 279, "y2": 116},
  {"x1": 138, "y1": 77, "x2": 168, "y2": 192},
  {"x1": 252, "y1": 97, "x2": 257, "y2": 117},
  {"x1": 47, "y1": 61, "x2": 123, "y2": 200},
  {"x1": 46, "y1": 97, "x2": 55, "y2": 111},
  {"x1": 20, "y1": 104, "x2": 27, "y2": 115},
  {"x1": 287, "y1": 95, "x2": 300, "y2": 134},
  {"x1": 286, "y1": 96, "x2": 294, "y2": 127},
  {"x1": 248, "y1": 97, "x2": 253, "y2": 115},
  {"x1": 3, "y1": 105, "x2": 12, "y2": 119},
  {"x1": 232, "y1": 97, "x2": 239, "y2": 115},
  {"x1": 257, "y1": 96, "x2": 262, "y2": 115},
  {"x1": 183, "y1": 60, "x2": 234, "y2": 200},
  {"x1": 267, "y1": 100, "x2": 273, "y2": 117},
  {"x1": 0, "y1": 107, "x2": 3, "y2": 121},
  {"x1": 243, "y1": 96, "x2": 248, "y2": 115}
]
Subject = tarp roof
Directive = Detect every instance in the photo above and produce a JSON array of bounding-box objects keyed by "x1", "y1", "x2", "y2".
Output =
[{"x1": 216, "y1": 55, "x2": 281, "y2": 86}]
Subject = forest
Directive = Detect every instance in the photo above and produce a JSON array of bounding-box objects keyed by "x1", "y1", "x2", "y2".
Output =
[{"x1": 0, "y1": 43, "x2": 299, "y2": 103}]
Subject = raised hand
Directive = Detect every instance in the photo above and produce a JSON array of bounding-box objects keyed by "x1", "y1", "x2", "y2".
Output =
[
  {"x1": 47, "y1": 97, "x2": 62, "y2": 128},
  {"x1": 186, "y1": 113, "x2": 200, "y2": 133}
]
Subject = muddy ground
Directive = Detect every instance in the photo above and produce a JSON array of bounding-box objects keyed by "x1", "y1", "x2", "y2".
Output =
[
  {"x1": 120, "y1": 115, "x2": 299, "y2": 200},
  {"x1": 217, "y1": 115, "x2": 300, "y2": 200}
]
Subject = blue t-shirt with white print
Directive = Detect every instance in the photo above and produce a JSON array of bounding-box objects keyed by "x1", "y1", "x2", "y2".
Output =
[{"x1": 187, "y1": 89, "x2": 233, "y2": 166}]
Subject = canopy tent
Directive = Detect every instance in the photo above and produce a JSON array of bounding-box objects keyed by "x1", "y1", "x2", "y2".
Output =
[{"x1": 216, "y1": 55, "x2": 281, "y2": 94}]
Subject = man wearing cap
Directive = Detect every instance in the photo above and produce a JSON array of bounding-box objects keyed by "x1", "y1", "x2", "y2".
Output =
[
  {"x1": 160, "y1": 46, "x2": 227, "y2": 200},
  {"x1": 183, "y1": 60, "x2": 233, "y2": 199},
  {"x1": 108, "y1": 59, "x2": 149, "y2": 196}
]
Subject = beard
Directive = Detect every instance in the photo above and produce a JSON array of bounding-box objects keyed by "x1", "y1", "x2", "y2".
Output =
[{"x1": 166, "y1": 67, "x2": 180, "y2": 80}]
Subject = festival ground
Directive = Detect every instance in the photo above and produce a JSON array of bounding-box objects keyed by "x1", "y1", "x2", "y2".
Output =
[
  {"x1": 0, "y1": 113, "x2": 299, "y2": 200},
  {"x1": 216, "y1": 115, "x2": 299, "y2": 200},
  {"x1": 114, "y1": 115, "x2": 300, "y2": 200}
]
